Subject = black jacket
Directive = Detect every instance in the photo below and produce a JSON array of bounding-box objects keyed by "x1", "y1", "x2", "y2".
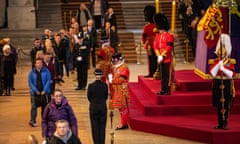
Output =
[
  {"x1": 87, "y1": 80, "x2": 108, "y2": 111},
  {"x1": 48, "y1": 134, "x2": 81, "y2": 144}
]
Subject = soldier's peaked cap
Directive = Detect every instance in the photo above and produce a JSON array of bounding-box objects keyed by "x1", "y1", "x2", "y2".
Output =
[{"x1": 94, "y1": 68, "x2": 103, "y2": 75}]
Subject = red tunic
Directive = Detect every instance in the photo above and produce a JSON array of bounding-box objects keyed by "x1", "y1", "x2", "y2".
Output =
[
  {"x1": 110, "y1": 62, "x2": 130, "y2": 108},
  {"x1": 97, "y1": 46, "x2": 115, "y2": 83},
  {"x1": 154, "y1": 32, "x2": 174, "y2": 63},
  {"x1": 142, "y1": 22, "x2": 156, "y2": 50}
]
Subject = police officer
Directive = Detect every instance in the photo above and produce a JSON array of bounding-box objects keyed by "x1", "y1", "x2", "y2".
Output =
[
  {"x1": 87, "y1": 68, "x2": 108, "y2": 144},
  {"x1": 74, "y1": 28, "x2": 90, "y2": 90}
]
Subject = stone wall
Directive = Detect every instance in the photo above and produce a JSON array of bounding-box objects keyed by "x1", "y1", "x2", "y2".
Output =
[
  {"x1": 0, "y1": 0, "x2": 6, "y2": 27},
  {"x1": 7, "y1": 0, "x2": 36, "y2": 29}
]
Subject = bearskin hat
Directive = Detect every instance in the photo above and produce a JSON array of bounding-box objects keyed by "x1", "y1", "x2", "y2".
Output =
[
  {"x1": 154, "y1": 13, "x2": 170, "y2": 31},
  {"x1": 144, "y1": 5, "x2": 156, "y2": 23}
]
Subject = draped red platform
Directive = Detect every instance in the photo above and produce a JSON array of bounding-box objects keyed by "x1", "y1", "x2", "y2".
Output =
[{"x1": 128, "y1": 70, "x2": 240, "y2": 144}]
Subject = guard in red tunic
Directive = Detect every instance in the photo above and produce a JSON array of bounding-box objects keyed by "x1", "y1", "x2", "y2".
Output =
[
  {"x1": 209, "y1": 34, "x2": 235, "y2": 130},
  {"x1": 153, "y1": 13, "x2": 174, "y2": 95},
  {"x1": 108, "y1": 52, "x2": 130, "y2": 130},
  {"x1": 142, "y1": 5, "x2": 157, "y2": 78},
  {"x1": 97, "y1": 38, "x2": 115, "y2": 83}
]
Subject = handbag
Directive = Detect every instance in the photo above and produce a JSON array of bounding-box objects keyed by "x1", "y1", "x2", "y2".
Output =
[{"x1": 34, "y1": 94, "x2": 48, "y2": 107}]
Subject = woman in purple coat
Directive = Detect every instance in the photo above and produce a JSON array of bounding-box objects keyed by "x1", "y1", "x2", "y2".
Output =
[{"x1": 41, "y1": 89, "x2": 78, "y2": 142}]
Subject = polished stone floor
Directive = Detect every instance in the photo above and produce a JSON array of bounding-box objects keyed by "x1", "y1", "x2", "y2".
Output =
[{"x1": 0, "y1": 61, "x2": 206, "y2": 144}]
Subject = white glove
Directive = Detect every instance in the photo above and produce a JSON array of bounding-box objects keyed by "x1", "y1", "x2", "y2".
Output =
[
  {"x1": 210, "y1": 60, "x2": 223, "y2": 77},
  {"x1": 108, "y1": 74, "x2": 113, "y2": 83},
  {"x1": 42, "y1": 140, "x2": 47, "y2": 144},
  {"x1": 157, "y1": 55, "x2": 163, "y2": 63},
  {"x1": 220, "y1": 65, "x2": 233, "y2": 78}
]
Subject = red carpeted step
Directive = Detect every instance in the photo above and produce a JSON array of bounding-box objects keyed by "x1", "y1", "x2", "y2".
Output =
[
  {"x1": 129, "y1": 114, "x2": 240, "y2": 144},
  {"x1": 129, "y1": 81, "x2": 240, "y2": 115},
  {"x1": 128, "y1": 70, "x2": 240, "y2": 144},
  {"x1": 174, "y1": 70, "x2": 212, "y2": 91},
  {"x1": 138, "y1": 70, "x2": 240, "y2": 92}
]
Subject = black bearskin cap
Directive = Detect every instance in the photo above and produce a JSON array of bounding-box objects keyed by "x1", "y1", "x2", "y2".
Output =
[
  {"x1": 144, "y1": 5, "x2": 156, "y2": 23},
  {"x1": 154, "y1": 13, "x2": 170, "y2": 31}
]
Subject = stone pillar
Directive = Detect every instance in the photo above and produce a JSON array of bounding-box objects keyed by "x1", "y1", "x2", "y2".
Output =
[
  {"x1": 7, "y1": 0, "x2": 36, "y2": 29},
  {"x1": 0, "y1": 0, "x2": 6, "y2": 27}
]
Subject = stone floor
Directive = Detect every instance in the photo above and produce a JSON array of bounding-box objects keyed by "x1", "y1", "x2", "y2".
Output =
[{"x1": 0, "y1": 60, "x2": 206, "y2": 144}]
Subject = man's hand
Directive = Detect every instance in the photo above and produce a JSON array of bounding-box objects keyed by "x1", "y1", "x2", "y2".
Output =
[{"x1": 108, "y1": 74, "x2": 113, "y2": 83}]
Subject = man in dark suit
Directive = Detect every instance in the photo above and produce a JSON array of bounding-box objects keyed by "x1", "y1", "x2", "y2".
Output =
[
  {"x1": 89, "y1": 0, "x2": 109, "y2": 30},
  {"x1": 101, "y1": 21, "x2": 119, "y2": 52},
  {"x1": 87, "y1": 68, "x2": 108, "y2": 144},
  {"x1": 105, "y1": 7, "x2": 117, "y2": 30},
  {"x1": 87, "y1": 19, "x2": 98, "y2": 68}
]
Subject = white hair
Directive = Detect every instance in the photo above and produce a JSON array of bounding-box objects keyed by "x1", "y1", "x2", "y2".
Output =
[
  {"x1": 2, "y1": 44, "x2": 10, "y2": 52},
  {"x1": 215, "y1": 33, "x2": 232, "y2": 57}
]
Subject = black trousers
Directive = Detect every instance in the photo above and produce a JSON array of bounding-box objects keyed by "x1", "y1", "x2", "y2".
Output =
[
  {"x1": 76, "y1": 62, "x2": 88, "y2": 89},
  {"x1": 212, "y1": 79, "x2": 233, "y2": 127},
  {"x1": 59, "y1": 61, "x2": 69, "y2": 77},
  {"x1": 90, "y1": 106, "x2": 107, "y2": 144},
  {"x1": 160, "y1": 62, "x2": 171, "y2": 93},
  {"x1": 148, "y1": 48, "x2": 157, "y2": 77},
  {"x1": 94, "y1": 15, "x2": 102, "y2": 30},
  {"x1": 91, "y1": 49, "x2": 96, "y2": 68}
]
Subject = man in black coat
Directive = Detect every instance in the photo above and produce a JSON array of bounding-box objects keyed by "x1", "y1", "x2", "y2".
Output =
[
  {"x1": 87, "y1": 19, "x2": 98, "y2": 68},
  {"x1": 87, "y1": 68, "x2": 108, "y2": 144}
]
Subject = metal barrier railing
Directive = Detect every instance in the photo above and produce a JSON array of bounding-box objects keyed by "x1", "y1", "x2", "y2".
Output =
[
  {"x1": 135, "y1": 41, "x2": 143, "y2": 65},
  {"x1": 184, "y1": 39, "x2": 190, "y2": 63}
]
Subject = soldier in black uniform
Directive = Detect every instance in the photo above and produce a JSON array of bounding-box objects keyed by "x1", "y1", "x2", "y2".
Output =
[
  {"x1": 87, "y1": 68, "x2": 108, "y2": 144},
  {"x1": 74, "y1": 29, "x2": 90, "y2": 90}
]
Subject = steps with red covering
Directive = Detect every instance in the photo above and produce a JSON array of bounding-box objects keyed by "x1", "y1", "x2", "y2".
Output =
[{"x1": 128, "y1": 70, "x2": 240, "y2": 144}]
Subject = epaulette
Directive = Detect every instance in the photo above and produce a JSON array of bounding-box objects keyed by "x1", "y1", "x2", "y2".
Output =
[
  {"x1": 208, "y1": 59, "x2": 215, "y2": 64},
  {"x1": 208, "y1": 58, "x2": 236, "y2": 64},
  {"x1": 229, "y1": 59, "x2": 236, "y2": 64}
]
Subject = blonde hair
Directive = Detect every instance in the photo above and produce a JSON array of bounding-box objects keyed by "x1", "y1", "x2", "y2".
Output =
[
  {"x1": 45, "y1": 39, "x2": 52, "y2": 49},
  {"x1": 35, "y1": 50, "x2": 44, "y2": 59}
]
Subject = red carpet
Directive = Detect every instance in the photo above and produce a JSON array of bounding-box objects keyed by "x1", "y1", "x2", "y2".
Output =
[{"x1": 128, "y1": 70, "x2": 240, "y2": 144}]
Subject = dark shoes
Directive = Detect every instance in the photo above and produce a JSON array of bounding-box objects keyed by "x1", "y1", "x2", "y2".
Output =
[
  {"x1": 75, "y1": 87, "x2": 81, "y2": 90},
  {"x1": 29, "y1": 121, "x2": 37, "y2": 127},
  {"x1": 144, "y1": 75, "x2": 153, "y2": 78},
  {"x1": 115, "y1": 125, "x2": 129, "y2": 130},
  {"x1": 214, "y1": 125, "x2": 228, "y2": 130},
  {"x1": 75, "y1": 87, "x2": 86, "y2": 90},
  {"x1": 157, "y1": 91, "x2": 170, "y2": 96}
]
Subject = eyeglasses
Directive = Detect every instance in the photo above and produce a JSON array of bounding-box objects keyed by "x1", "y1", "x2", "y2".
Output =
[{"x1": 54, "y1": 94, "x2": 62, "y2": 97}]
